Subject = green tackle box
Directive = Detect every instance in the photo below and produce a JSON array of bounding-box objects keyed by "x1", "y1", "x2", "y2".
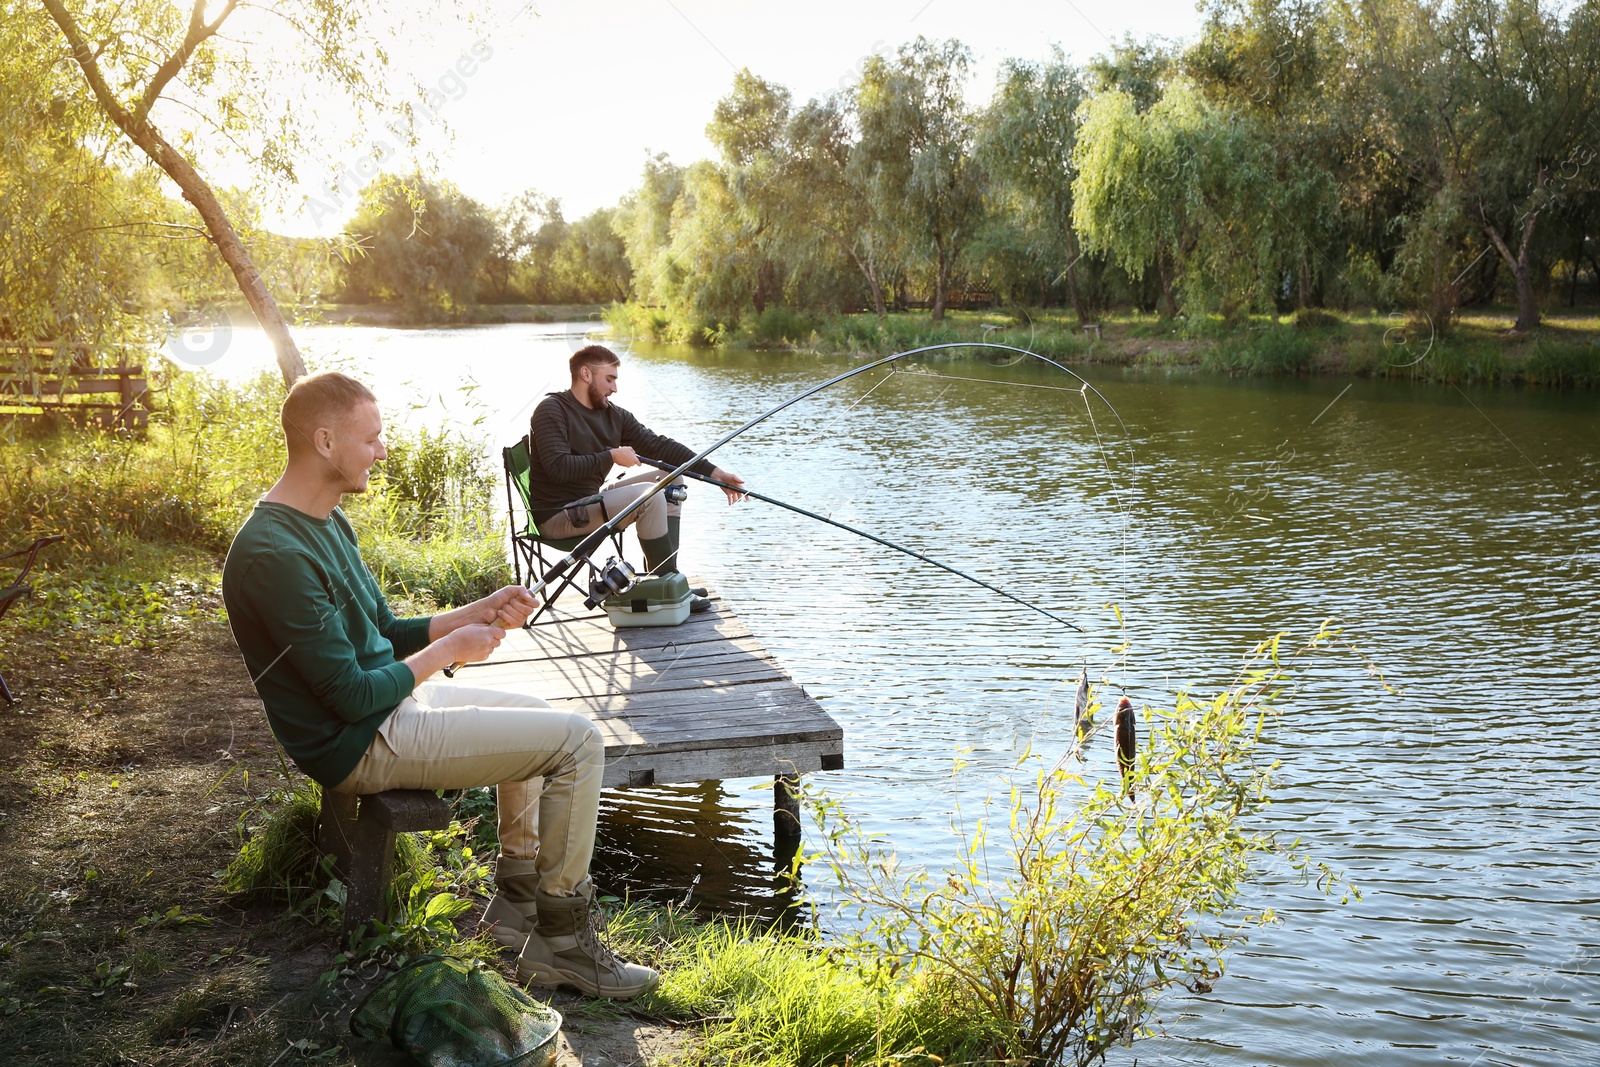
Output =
[{"x1": 603, "y1": 572, "x2": 692, "y2": 627}]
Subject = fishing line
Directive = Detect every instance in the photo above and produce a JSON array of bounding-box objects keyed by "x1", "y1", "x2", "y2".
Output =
[
  {"x1": 755, "y1": 368, "x2": 899, "y2": 483},
  {"x1": 526, "y1": 342, "x2": 1135, "y2": 643},
  {"x1": 636, "y1": 456, "x2": 1083, "y2": 633},
  {"x1": 1078, "y1": 388, "x2": 1131, "y2": 691}
]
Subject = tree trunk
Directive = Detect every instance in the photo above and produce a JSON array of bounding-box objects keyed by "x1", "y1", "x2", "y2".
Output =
[
  {"x1": 931, "y1": 247, "x2": 948, "y2": 322},
  {"x1": 1482, "y1": 220, "x2": 1541, "y2": 332},
  {"x1": 1568, "y1": 237, "x2": 1583, "y2": 307},
  {"x1": 1155, "y1": 251, "x2": 1179, "y2": 319},
  {"x1": 1065, "y1": 229, "x2": 1088, "y2": 325},
  {"x1": 43, "y1": 0, "x2": 307, "y2": 387},
  {"x1": 1297, "y1": 249, "x2": 1310, "y2": 310},
  {"x1": 1479, "y1": 175, "x2": 1543, "y2": 333},
  {"x1": 848, "y1": 248, "x2": 886, "y2": 317}
]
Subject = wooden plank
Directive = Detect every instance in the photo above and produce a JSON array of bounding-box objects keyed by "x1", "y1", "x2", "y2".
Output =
[
  {"x1": 515, "y1": 616, "x2": 755, "y2": 657},
  {"x1": 603, "y1": 741, "x2": 841, "y2": 788},
  {"x1": 3, "y1": 379, "x2": 147, "y2": 397},
  {"x1": 542, "y1": 681, "x2": 821, "y2": 717},
  {"x1": 449, "y1": 580, "x2": 843, "y2": 786},
  {"x1": 459, "y1": 658, "x2": 789, "y2": 698},
  {"x1": 461, "y1": 636, "x2": 772, "y2": 672}
]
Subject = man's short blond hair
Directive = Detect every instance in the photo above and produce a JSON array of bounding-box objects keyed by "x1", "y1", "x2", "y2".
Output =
[{"x1": 281, "y1": 371, "x2": 377, "y2": 455}]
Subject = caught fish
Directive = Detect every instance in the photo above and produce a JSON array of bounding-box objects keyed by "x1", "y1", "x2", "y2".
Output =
[
  {"x1": 1115, "y1": 696, "x2": 1136, "y2": 796},
  {"x1": 1074, "y1": 667, "x2": 1090, "y2": 741}
]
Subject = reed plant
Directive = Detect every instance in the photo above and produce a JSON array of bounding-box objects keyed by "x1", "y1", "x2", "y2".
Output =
[{"x1": 0, "y1": 369, "x2": 509, "y2": 628}]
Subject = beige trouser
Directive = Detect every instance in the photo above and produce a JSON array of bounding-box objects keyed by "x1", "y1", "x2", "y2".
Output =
[
  {"x1": 537, "y1": 470, "x2": 686, "y2": 540},
  {"x1": 331, "y1": 681, "x2": 603, "y2": 896}
]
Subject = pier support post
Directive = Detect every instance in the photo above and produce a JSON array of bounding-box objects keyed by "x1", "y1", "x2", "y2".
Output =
[{"x1": 774, "y1": 774, "x2": 802, "y2": 838}]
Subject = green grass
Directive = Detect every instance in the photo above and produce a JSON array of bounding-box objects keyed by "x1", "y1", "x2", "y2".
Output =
[{"x1": 596, "y1": 905, "x2": 993, "y2": 1067}]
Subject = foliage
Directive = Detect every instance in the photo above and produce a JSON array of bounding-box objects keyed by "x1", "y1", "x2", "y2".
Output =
[
  {"x1": 1204, "y1": 327, "x2": 1317, "y2": 374},
  {"x1": 1, "y1": 371, "x2": 508, "y2": 638},
  {"x1": 855, "y1": 38, "x2": 987, "y2": 321},
  {"x1": 340, "y1": 174, "x2": 497, "y2": 317},
  {"x1": 809, "y1": 626, "x2": 1354, "y2": 1067},
  {"x1": 0, "y1": 370, "x2": 285, "y2": 561},
  {"x1": 222, "y1": 777, "x2": 496, "y2": 961},
  {"x1": 978, "y1": 50, "x2": 1099, "y2": 318},
  {"x1": 583, "y1": 5, "x2": 1599, "y2": 332}
]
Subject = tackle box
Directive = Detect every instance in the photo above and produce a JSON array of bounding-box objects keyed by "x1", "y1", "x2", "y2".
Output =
[{"x1": 603, "y1": 572, "x2": 692, "y2": 627}]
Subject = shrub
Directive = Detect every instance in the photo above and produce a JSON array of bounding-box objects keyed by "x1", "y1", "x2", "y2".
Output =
[
  {"x1": 740, "y1": 307, "x2": 817, "y2": 348},
  {"x1": 1292, "y1": 308, "x2": 1342, "y2": 331},
  {"x1": 809, "y1": 626, "x2": 1355, "y2": 1067},
  {"x1": 1206, "y1": 328, "x2": 1316, "y2": 374},
  {"x1": 1523, "y1": 338, "x2": 1600, "y2": 387}
]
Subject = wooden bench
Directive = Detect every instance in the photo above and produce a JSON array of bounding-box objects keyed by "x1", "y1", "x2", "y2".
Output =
[
  {"x1": 0, "y1": 344, "x2": 151, "y2": 430},
  {"x1": 316, "y1": 789, "x2": 453, "y2": 943}
]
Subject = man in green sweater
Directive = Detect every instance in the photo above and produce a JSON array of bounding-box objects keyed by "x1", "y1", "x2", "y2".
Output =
[
  {"x1": 222, "y1": 371, "x2": 655, "y2": 999},
  {"x1": 529, "y1": 345, "x2": 745, "y2": 610}
]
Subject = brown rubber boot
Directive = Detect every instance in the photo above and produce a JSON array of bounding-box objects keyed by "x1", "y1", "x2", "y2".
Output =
[
  {"x1": 516, "y1": 883, "x2": 658, "y2": 999},
  {"x1": 479, "y1": 856, "x2": 538, "y2": 952}
]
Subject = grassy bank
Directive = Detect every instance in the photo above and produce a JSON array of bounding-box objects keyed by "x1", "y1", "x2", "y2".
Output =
[{"x1": 601, "y1": 303, "x2": 1600, "y2": 387}]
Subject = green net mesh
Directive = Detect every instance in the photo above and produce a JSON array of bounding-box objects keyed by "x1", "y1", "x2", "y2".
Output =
[{"x1": 351, "y1": 954, "x2": 562, "y2": 1067}]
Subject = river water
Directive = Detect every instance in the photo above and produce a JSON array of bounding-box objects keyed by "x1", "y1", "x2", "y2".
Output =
[{"x1": 203, "y1": 323, "x2": 1599, "y2": 1066}]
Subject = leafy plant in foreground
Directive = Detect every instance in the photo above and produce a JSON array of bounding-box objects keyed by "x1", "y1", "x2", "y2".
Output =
[{"x1": 810, "y1": 624, "x2": 1357, "y2": 1067}]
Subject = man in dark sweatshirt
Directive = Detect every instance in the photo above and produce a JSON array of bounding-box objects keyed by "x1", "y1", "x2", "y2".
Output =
[
  {"x1": 528, "y1": 345, "x2": 745, "y2": 609},
  {"x1": 221, "y1": 370, "x2": 656, "y2": 999}
]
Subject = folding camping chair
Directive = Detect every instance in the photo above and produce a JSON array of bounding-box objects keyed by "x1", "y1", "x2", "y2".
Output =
[
  {"x1": 502, "y1": 436, "x2": 624, "y2": 623},
  {"x1": 0, "y1": 535, "x2": 65, "y2": 705}
]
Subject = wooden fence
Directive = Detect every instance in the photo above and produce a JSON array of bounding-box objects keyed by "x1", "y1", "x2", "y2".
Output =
[{"x1": 0, "y1": 342, "x2": 151, "y2": 430}]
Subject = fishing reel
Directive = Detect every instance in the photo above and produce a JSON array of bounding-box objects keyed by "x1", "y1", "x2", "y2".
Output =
[
  {"x1": 583, "y1": 556, "x2": 637, "y2": 609},
  {"x1": 664, "y1": 483, "x2": 688, "y2": 504}
]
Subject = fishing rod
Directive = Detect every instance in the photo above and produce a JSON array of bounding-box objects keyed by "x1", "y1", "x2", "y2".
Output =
[
  {"x1": 635, "y1": 455, "x2": 1082, "y2": 632},
  {"x1": 522, "y1": 341, "x2": 1127, "y2": 622}
]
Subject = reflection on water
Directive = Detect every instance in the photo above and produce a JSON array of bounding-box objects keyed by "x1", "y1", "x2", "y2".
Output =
[
  {"x1": 203, "y1": 326, "x2": 1600, "y2": 1067},
  {"x1": 592, "y1": 781, "x2": 808, "y2": 929}
]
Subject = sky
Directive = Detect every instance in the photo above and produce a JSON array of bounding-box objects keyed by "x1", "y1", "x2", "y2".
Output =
[{"x1": 261, "y1": 0, "x2": 1207, "y2": 236}]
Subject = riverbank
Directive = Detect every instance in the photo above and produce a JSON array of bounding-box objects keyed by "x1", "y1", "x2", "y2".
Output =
[{"x1": 599, "y1": 303, "x2": 1600, "y2": 387}]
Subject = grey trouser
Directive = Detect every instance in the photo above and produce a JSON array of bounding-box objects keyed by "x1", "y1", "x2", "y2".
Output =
[
  {"x1": 331, "y1": 681, "x2": 602, "y2": 896},
  {"x1": 537, "y1": 470, "x2": 685, "y2": 540}
]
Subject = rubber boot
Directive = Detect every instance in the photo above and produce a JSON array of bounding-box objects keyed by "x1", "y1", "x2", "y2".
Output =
[
  {"x1": 665, "y1": 516, "x2": 711, "y2": 603},
  {"x1": 517, "y1": 883, "x2": 659, "y2": 999},
  {"x1": 479, "y1": 856, "x2": 538, "y2": 952},
  {"x1": 639, "y1": 533, "x2": 675, "y2": 577}
]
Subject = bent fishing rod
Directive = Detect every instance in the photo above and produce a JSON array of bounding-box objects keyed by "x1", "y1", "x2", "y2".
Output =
[
  {"x1": 634, "y1": 456, "x2": 1082, "y2": 632},
  {"x1": 523, "y1": 341, "x2": 1126, "y2": 624}
]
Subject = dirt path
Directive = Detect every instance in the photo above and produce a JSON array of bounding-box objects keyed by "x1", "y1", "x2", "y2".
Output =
[{"x1": 0, "y1": 613, "x2": 689, "y2": 1066}]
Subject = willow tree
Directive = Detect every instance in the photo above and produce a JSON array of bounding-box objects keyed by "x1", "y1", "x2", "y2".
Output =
[
  {"x1": 1074, "y1": 79, "x2": 1284, "y2": 319},
  {"x1": 1, "y1": 11, "x2": 172, "y2": 357},
  {"x1": 979, "y1": 49, "x2": 1093, "y2": 321},
  {"x1": 1356, "y1": 0, "x2": 1600, "y2": 331},
  {"x1": 32, "y1": 0, "x2": 457, "y2": 384},
  {"x1": 855, "y1": 37, "x2": 987, "y2": 321}
]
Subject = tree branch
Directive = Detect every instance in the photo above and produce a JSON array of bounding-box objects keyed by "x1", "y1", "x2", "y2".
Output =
[
  {"x1": 136, "y1": 0, "x2": 242, "y2": 123},
  {"x1": 40, "y1": 0, "x2": 139, "y2": 136}
]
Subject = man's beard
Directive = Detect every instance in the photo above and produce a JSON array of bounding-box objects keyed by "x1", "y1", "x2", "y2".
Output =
[{"x1": 582, "y1": 381, "x2": 611, "y2": 408}]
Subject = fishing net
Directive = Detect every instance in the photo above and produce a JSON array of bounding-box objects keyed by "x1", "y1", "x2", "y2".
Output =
[{"x1": 350, "y1": 954, "x2": 562, "y2": 1067}]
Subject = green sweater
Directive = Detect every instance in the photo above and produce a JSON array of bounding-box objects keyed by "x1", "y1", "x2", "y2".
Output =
[{"x1": 221, "y1": 502, "x2": 432, "y2": 788}]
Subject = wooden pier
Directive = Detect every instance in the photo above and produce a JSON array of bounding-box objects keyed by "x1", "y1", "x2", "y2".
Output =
[{"x1": 453, "y1": 582, "x2": 844, "y2": 830}]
